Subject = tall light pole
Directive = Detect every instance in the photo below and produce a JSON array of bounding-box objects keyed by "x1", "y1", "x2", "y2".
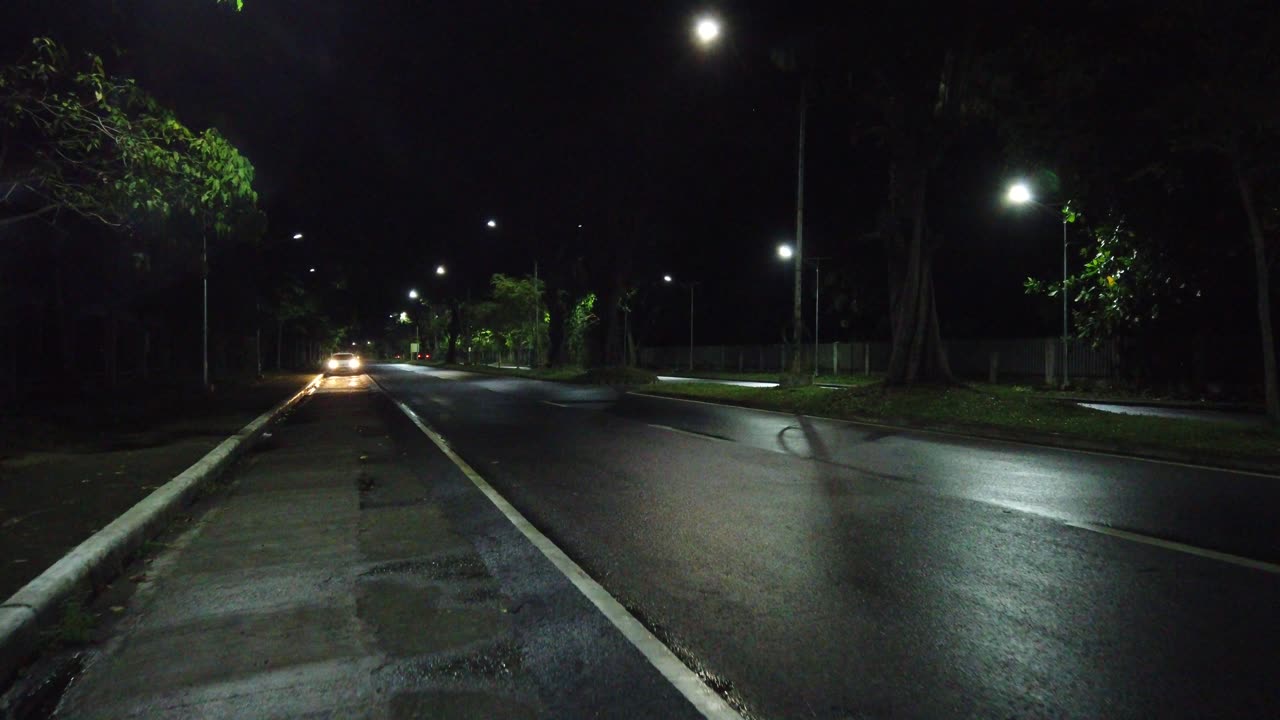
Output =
[
  {"x1": 779, "y1": 246, "x2": 828, "y2": 378},
  {"x1": 693, "y1": 16, "x2": 807, "y2": 376},
  {"x1": 664, "y1": 275, "x2": 698, "y2": 372},
  {"x1": 1007, "y1": 182, "x2": 1071, "y2": 388},
  {"x1": 202, "y1": 234, "x2": 208, "y2": 390}
]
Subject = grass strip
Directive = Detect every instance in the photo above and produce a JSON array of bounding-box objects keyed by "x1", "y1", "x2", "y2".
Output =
[{"x1": 640, "y1": 381, "x2": 1280, "y2": 463}]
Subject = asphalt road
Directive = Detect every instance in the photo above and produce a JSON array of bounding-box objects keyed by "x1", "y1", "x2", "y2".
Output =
[{"x1": 369, "y1": 364, "x2": 1280, "y2": 719}]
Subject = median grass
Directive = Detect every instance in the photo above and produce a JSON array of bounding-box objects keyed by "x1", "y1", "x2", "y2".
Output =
[
  {"x1": 437, "y1": 363, "x2": 658, "y2": 385},
  {"x1": 639, "y1": 381, "x2": 1280, "y2": 463},
  {"x1": 651, "y1": 370, "x2": 882, "y2": 386}
]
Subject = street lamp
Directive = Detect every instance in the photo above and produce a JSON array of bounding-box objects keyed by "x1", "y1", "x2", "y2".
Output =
[
  {"x1": 292, "y1": 232, "x2": 304, "y2": 240},
  {"x1": 486, "y1": 219, "x2": 498, "y2": 229},
  {"x1": 778, "y1": 246, "x2": 828, "y2": 378},
  {"x1": 1007, "y1": 181, "x2": 1071, "y2": 388},
  {"x1": 408, "y1": 289, "x2": 419, "y2": 299},
  {"x1": 695, "y1": 19, "x2": 807, "y2": 376},
  {"x1": 664, "y1": 274, "x2": 698, "y2": 372},
  {"x1": 435, "y1": 264, "x2": 447, "y2": 276},
  {"x1": 694, "y1": 16, "x2": 721, "y2": 46}
]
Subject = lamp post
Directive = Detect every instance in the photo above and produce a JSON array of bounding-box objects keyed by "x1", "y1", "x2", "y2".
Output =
[
  {"x1": 663, "y1": 275, "x2": 698, "y2": 372},
  {"x1": 779, "y1": 246, "x2": 829, "y2": 378},
  {"x1": 693, "y1": 16, "x2": 807, "y2": 375},
  {"x1": 1007, "y1": 182, "x2": 1071, "y2": 388}
]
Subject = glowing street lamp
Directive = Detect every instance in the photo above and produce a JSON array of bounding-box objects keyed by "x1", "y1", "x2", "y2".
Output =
[
  {"x1": 486, "y1": 219, "x2": 498, "y2": 229},
  {"x1": 777, "y1": 244, "x2": 794, "y2": 260},
  {"x1": 435, "y1": 264, "x2": 447, "y2": 276},
  {"x1": 408, "y1": 289, "x2": 419, "y2": 299},
  {"x1": 1006, "y1": 180, "x2": 1071, "y2": 388},
  {"x1": 1007, "y1": 182, "x2": 1033, "y2": 205},
  {"x1": 694, "y1": 16, "x2": 721, "y2": 46},
  {"x1": 292, "y1": 232, "x2": 304, "y2": 240},
  {"x1": 664, "y1": 274, "x2": 698, "y2": 371}
]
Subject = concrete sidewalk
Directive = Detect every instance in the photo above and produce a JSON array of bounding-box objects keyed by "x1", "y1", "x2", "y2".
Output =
[{"x1": 49, "y1": 375, "x2": 698, "y2": 719}]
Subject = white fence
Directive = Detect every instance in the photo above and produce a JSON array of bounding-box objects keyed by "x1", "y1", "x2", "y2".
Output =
[{"x1": 639, "y1": 337, "x2": 1120, "y2": 382}]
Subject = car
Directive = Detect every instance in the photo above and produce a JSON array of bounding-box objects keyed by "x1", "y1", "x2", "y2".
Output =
[
  {"x1": 415, "y1": 351, "x2": 431, "y2": 360},
  {"x1": 325, "y1": 352, "x2": 362, "y2": 376}
]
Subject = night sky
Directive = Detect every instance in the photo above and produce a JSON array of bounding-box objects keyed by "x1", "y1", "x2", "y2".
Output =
[{"x1": 1, "y1": 1, "x2": 1191, "y2": 346}]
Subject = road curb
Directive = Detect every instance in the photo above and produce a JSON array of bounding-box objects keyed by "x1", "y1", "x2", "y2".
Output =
[
  {"x1": 630, "y1": 390, "x2": 1280, "y2": 477},
  {"x1": 0, "y1": 374, "x2": 323, "y2": 689}
]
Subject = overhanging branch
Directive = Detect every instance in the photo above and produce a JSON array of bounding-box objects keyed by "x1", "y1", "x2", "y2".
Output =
[{"x1": 0, "y1": 204, "x2": 57, "y2": 227}]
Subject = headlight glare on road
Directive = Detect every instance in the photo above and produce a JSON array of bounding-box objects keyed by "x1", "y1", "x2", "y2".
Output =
[
  {"x1": 328, "y1": 359, "x2": 339, "y2": 370},
  {"x1": 351, "y1": 357, "x2": 361, "y2": 369}
]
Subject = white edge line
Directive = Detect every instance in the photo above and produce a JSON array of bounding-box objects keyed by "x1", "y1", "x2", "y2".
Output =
[
  {"x1": 540, "y1": 400, "x2": 570, "y2": 408},
  {"x1": 628, "y1": 390, "x2": 1280, "y2": 480},
  {"x1": 367, "y1": 377, "x2": 744, "y2": 720},
  {"x1": 1065, "y1": 522, "x2": 1280, "y2": 574}
]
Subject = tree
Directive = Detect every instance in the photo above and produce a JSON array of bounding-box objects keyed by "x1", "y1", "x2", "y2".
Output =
[
  {"x1": 830, "y1": 8, "x2": 990, "y2": 385},
  {"x1": 1, "y1": 38, "x2": 256, "y2": 234},
  {"x1": 1026, "y1": 208, "x2": 1189, "y2": 344},
  {"x1": 994, "y1": 2, "x2": 1279, "y2": 420}
]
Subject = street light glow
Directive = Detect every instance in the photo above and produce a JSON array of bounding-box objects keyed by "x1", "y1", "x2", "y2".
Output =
[
  {"x1": 777, "y1": 244, "x2": 794, "y2": 260},
  {"x1": 663, "y1": 274, "x2": 673, "y2": 283},
  {"x1": 486, "y1": 219, "x2": 497, "y2": 228},
  {"x1": 408, "y1": 289, "x2": 419, "y2": 299},
  {"x1": 1007, "y1": 182, "x2": 1033, "y2": 204},
  {"x1": 436, "y1": 265, "x2": 447, "y2": 275},
  {"x1": 694, "y1": 16, "x2": 721, "y2": 45},
  {"x1": 309, "y1": 267, "x2": 316, "y2": 273},
  {"x1": 292, "y1": 232, "x2": 303, "y2": 240}
]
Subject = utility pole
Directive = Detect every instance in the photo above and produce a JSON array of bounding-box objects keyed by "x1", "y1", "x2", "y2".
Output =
[
  {"x1": 532, "y1": 261, "x2": 539, "y2": 368},
  {"x1": 202, "y1": 234, "x2": 209, "y2": 390},
  {"x1": 792, "y1": 84, "x2": 807, "y2": 375},
  {"x1": 688, "y1": 282, "x2": 695, "y2": 372},
  {"x1": 1062, "y1": 217, "x2": 1069, "y2": 389}
]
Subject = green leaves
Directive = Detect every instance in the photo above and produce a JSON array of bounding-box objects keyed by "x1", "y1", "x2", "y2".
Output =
[
  {"x1": 1025, "y1": 206, "x2": 1191, "y2": 343},
  {"x1": 1, "y1": 38, "x2": 258, "y2": 239}
]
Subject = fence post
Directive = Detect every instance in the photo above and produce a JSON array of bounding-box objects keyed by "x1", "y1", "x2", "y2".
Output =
[
  {"x1": 738, "y1": 349, "x2": 744, "y2": 372},
  {"x1": 864, "y1": 343, "x2": 871, "y2": 375},
  {"x1": 720, "y1": 346, "x2": 726, "y2": 370},
  {"x1": 989, "y1": 351, "x2": 999, "y2": 384},
  {"x1": 759, "y1": 346, "x2": 764, "y2": 371},
  {"x1": 832, "y1": 343, "x2": 839, "y2": 375}
]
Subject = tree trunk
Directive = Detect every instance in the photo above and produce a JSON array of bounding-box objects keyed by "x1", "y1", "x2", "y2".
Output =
[
  {"x1": 446, "y1": 302, "x2": 461, "y2": 364},
  {"x1": 141, "y1": 329, "x2": 150, "y2": 380},
  {"x1": 1235, "y1": 160, "x2": 1279, "y2": 422},
  {"x1": 106, "y1": 309, "x2": 119, "y2": 389},
  {"x1": 884, "y1": 166, "x2": 953, "y2": 385},
  {"x1": 547, "y1": 290, "x2": 568, "y2": 367}
]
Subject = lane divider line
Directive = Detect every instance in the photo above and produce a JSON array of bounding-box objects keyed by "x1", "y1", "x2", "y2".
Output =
[
  {"x1": 648, "y1": 424, "x2": 736, "y2": 444},
  {"x1": 368, "y1": 376, "x2": 745, "y2": 720},
  {"x1": 628, "y1": 390, "x2": 1280, "y2": 480},
  {"x1": 1064, "y1": 522, "x2": 1280, "y2": 574},
  {"x1": 540, "y1": 400, "x2": 570, "y2": 408}
]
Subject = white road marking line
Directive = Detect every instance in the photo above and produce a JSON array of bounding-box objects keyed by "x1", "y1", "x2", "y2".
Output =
[
  {"x1": 367, "y1": 379, "x2": 744, "y2": 720},
  {"x1": 648, "y1": 424, "x2": 734, "y2": 444},
  {"x1": 540, "y1": 400, "x2": 570, "y2": 408},
  {"x1": 1065, "y1": 522, "x2": 1280, "y2": 574},
  {"x1": 628, "y1": 391, "x2": 1280, "y2": 480}
]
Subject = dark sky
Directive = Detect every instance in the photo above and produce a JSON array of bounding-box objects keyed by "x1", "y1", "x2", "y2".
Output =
[{"x1": 3, "y1": 1, "x2": 1088, "y2": 345}]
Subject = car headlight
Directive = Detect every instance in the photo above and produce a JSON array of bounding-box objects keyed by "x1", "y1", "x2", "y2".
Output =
[
  {"x1": 351, "y1": 358, "x2": 361, "y2": 368},
  {"x1": 328, "y1": 359, "x2": 339, "y2": 370}
]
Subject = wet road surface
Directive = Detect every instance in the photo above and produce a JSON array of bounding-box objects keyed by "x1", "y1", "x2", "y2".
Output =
[
  {"x1": 53, "y1": 374, "x2": 700, "y2": 719},
  {"x1": 369, "y1": 363, "x2": 1280, "y2": 719}
]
